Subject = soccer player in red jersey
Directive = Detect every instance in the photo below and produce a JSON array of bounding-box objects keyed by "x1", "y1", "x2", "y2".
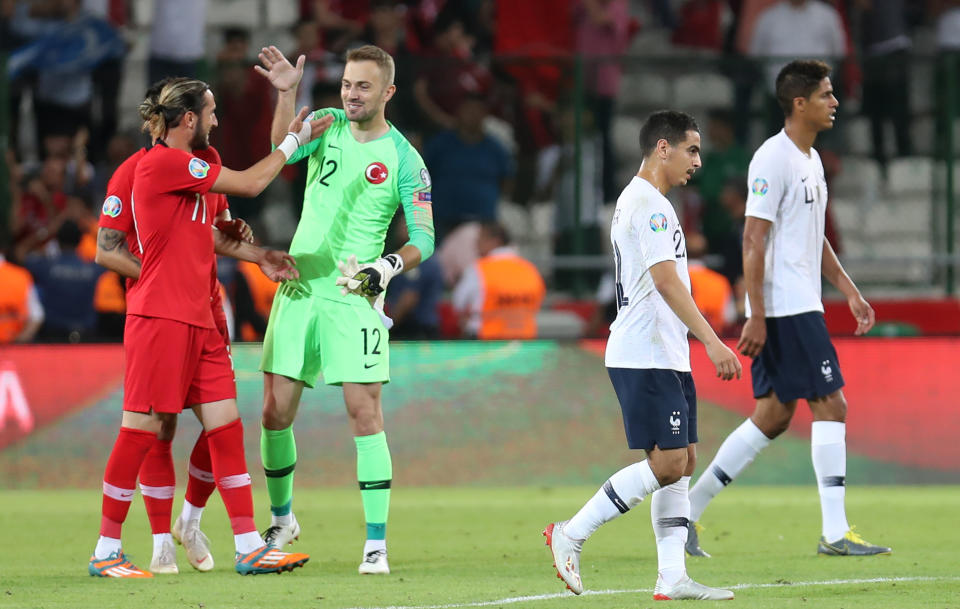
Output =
[
  {"x1": 95, "y1": 79, "x2": 299, "y2": 574},
  {"x1": 89, "y1": 77, "x2": 333, "y2": 578}
]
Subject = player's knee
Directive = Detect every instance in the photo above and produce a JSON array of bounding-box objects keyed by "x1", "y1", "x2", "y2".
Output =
[
  {"x1": 684, "y1": 447, "x2": 697, "y2": 476},
  {"x1": 156, "y1": 417, "x2": 178, "y2": 442},
  {"x1": 261, "y1": 402, "x2": 295, "y2": 429},
  {"x1": 767, "y1": 416, "x2": 790, "y2": 438},
  {"x1": 752, "y1": 410, "x2": 790, "y2": 439},
  {"x1": 654, "y1": 464, "x2": 684, "y2": 487},
  {"x1": 649, "y1": 450, "x2": 687, "y2": 486},
  {"x1": 815, "y1": 392, "x2": 847, "y2": 422},
  {"x1": 346, "y1": 407, "x2": 383, "y2": 436}
]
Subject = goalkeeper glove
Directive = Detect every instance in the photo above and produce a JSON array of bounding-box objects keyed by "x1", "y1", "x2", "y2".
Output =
[{"x1": 336, "y1": 253, "x2": 404, "y2": 298}]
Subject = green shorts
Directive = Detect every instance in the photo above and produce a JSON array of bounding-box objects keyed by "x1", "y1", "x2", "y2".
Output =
[{"x1": 261, "y1": 287, "x2": 390, "y2": 388}]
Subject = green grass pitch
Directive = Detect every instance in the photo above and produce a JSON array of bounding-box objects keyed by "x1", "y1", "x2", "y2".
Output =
[{"x1": 4, "y1": 485, "x2": 959, "y2": 609}]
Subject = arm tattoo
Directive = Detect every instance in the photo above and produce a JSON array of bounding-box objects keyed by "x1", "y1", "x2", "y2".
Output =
[
  {"x1": 98, "y1": 228, "x2": 141, "y2": 267},
  {"x1": 98, "y1": 228, "x2": 126, "y2": 252}
]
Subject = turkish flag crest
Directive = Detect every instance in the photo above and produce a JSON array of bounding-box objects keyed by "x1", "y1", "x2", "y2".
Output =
[{"x1": 365, "y1": 162, "x2": 388, "y2": 184}]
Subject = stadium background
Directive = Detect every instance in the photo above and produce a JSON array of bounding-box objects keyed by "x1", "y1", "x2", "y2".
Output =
[
  {"x1": 2, "y1": 2, "x2": 960, "y2": 606},
  {"x1": 2, "y1": 0, "x2": 959, "y2": 479}
]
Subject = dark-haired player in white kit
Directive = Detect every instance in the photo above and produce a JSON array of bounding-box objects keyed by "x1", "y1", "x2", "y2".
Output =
[
  {"x1": 687, "y1": 60, "x2": 891, "y2": 558},
  {"x1": 544, "y1": 111, "x2": 742, "y2": 601}
]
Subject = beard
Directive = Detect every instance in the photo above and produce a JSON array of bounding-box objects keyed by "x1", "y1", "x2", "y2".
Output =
[
  {"x1": 344, "y1": 100, "x2": 378, "y2": 123},
  {"x1": 190, "y1": 121, "x2": 210, "y2": 150}
]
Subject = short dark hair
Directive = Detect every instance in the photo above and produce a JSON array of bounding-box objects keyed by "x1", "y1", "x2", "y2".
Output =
[
  {"x1": 57, "y1": 220, "x2": 82, "y2": 250},
  {"x1": 638, "y1": 110, "x2": 700, "y2": 158},
  {"x1": 223, "y1": 27, "x2": 250, "y2": 45},
  {"x1": 479, "y1": 221, "x2": 510, "y2": 246},
  {"x1": 775, "y1": 60, "x2": 832, "y2": 117},
  {"x1": 707, "y1": 108, "x2": 735, "y2": 127}
]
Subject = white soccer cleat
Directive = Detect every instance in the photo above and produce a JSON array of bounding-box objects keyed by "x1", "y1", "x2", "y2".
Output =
[
  {"x1": 653, "y1": 574, "x2": 734, "y2": 601},
  {"x1": 543, "y1": 520, "x2": 584, "y2": 594},
  {"x1": 149, "y1": 537, "x2": 179, "y2": 575},
  {"x1": 358, "y1": 549, "x2": 390, "y2": 574},
  {"x1": 172, "y1": 516, "x2": 214, "y2": 572},
  {"x1": 262, "y1": 514, "x2": 301, "y2": 550}
]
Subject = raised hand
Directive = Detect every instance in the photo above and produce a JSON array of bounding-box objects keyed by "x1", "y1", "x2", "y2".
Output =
[
  {"x1": 287, "y1": 106, "x2": 335, "y2": 146},
  {"x1": 254, "y1": 45, "x2": 305, "y2": 92}
]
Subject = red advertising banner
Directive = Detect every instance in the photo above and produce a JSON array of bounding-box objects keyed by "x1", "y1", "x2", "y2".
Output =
[
  {"x1": 3, "y1": 340, "x2": 958, "y2": 471},
  {"x1": 0, "y1": 345, "x2": 125, "y2": 450}
]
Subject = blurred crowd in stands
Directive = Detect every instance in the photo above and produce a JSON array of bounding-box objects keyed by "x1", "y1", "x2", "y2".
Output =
[{"x1": 2, "y1": 0, "x2": 959, "y2": 344}]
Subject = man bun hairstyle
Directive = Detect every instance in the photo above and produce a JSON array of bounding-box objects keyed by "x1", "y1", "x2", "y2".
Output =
[
  {"x1": 775, "y1": 59, "x2": 832, "y2": 117},
  {"x1": 346, "y1": 44, "x2": 395, "y2": 86},
  {"x1": 639, "y1": 110, "x2": 700, "y2": 158},
  {"x1": 138, "y1": 78, "x2": 211, "y2": 139}
]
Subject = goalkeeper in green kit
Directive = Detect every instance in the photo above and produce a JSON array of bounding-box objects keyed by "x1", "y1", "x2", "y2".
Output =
[{"x1": 254, "y1": 44, "x2": 435, "y2": 575}]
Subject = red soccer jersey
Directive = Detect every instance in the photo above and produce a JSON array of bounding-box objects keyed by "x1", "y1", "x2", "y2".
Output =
[
  {"x1": 126, "y1": 143, "x2": 223, "y2": 328},
  {"x1": 98, "y1": 146, "x2": 227, "y2": 290},
  {"x1": 99, "y1": 147, "x2": 148, "y2": 292},
  {"x1": 98, "y1": 146, "x2": 228, "y2": 291}
]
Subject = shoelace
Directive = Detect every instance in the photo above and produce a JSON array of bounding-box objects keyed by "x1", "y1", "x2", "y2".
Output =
[
  {"x1": 262, "y1": 526, "x2": 283, "y2": 546},
  {"x1": 845, "y1": 526, "x2": 868, "y2": 544},
  {"x1": 185, "y1": 527, "x2": 210, "y2": 545}
]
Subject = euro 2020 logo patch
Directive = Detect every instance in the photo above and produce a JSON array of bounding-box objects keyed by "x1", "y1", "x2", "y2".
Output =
[
  {"x1": 189, "y1": 157, "x2": 210, "y2": 179},
  {"x1": 752, "y1": 177, "x2": 769, "y2": 196},
  {"x1": 649, "y1": 212, "x2": 668, "y2": 233},
  {"x1": 102, "y1": 195, "x2": 122, "y2": 218}
]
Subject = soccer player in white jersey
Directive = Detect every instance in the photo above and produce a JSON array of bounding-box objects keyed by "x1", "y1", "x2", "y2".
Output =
[
  {"x1": 544, "y1": 111, "x2": 742, "y2": 601},
  {"x1": 686, "y1": 60, "x2": 891, "y2": 557}
]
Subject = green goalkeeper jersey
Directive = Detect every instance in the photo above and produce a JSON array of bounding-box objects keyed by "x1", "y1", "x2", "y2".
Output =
[{"x1": 284, "y1": 108, "x2": 435, "y2": 302}]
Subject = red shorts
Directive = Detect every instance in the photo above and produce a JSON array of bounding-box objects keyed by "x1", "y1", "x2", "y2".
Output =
[{"x1": 123, "y1": 315, "x2": 236, "y2": 413}]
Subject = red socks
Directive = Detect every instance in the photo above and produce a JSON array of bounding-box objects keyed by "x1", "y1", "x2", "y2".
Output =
[
  {"x1": 206, "y1": 419, "x2": 256, "y2": 535},
  {"x1": 138, "y1": 438, "x2": 176, "y2": 534},
  {"x1": 185, "y1": 432, "x2": 216, "y2": 508},
  {"x1": 100, "y1": 427, "x2": 155, "y2": 538}
]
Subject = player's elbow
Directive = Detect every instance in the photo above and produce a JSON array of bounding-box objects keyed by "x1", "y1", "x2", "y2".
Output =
[
  {"x1": 94, "y1": 248, "x2": 115, "y2": 271},
  {"x1": 651, "y1": 271, "x2": 674, "y2": 295}
]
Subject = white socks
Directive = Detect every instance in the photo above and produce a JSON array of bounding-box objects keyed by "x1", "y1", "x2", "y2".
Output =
[
  {"x1": 271, "y1": 512, "x2": 294, "y2": 527},
  {"x1": 179, "y1": 500, "x2": 204, "y2": 524},
  {"x1": 651, "y1": 476, "x2": 691, "y2": 588},
  {"x1": 811, "y1": 421, "x2": 849, "y2": 541},
  {"x1": 564, "y1": 460, "x2": 661, "y2": 541},
  {"x1": 94, "y1": 536, "x2": 122, "y2": 559},
  {"x1": 235, "y1": 531, "x2": 265, "y2": 554},
  {"x1": 364, "y1": 539, "x2": 387, "y2": 554},
  {"x1": 152, "y1": 532, "x2": 173, "y2": 555},
  {"x1": 690, "y1": 419, "x2": 770, "y2": 522}
]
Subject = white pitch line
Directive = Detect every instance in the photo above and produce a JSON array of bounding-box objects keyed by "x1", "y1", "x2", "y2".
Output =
[{"x1": 345, "y1": 576, "x2": 960, "y2": 609}]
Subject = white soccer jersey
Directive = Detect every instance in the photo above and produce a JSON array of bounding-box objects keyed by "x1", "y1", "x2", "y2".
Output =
[
  {"x1": 744, "y1": 130, "x2": 828, "y2": 318},
  {"x1": 605, "y1": 177, "x2": 691, "y2": 372}
]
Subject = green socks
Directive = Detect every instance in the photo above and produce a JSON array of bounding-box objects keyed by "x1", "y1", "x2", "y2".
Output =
[
  {"x1": 261, "y1": 424, "x2": 297, "y2": 517},
  {"x1": 355, "y1": 431, "x2": 392, "y2": 540},
  {"x1": 262, "y1": 426, "x2": 391, "y2": 541}
]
